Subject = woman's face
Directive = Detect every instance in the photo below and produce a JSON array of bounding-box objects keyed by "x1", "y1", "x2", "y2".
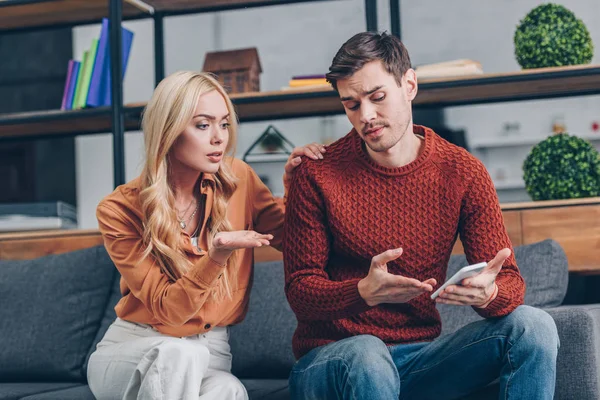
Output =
[{"x1": 169, "y1": 90, "x2": 231, "y2": 175}]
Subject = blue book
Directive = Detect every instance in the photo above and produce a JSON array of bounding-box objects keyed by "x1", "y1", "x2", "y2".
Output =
[
  {"x1": 86, "y1": 18, "x2": 134, "y2": 108},
  {"x1": 65, "y1": 61, "x2": 81, "y2": 110}
]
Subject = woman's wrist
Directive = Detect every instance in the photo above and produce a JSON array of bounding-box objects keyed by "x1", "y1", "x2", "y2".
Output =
[{"x1": 208, "y1": 247, "x2": 232, "y2": 266}]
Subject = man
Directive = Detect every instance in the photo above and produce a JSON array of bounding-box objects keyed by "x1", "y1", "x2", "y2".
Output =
[{"x1": 283, "y1": 31, "x2": 559, "y2": 400}]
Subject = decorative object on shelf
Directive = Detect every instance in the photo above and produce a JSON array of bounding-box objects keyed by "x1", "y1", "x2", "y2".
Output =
[
  {"x1": 522, "y1": 133, "x2": 600, "y2": 200},
  {"x1": 202, "y1": 47, "x2": 261, "y2": 94},
  {"x1": 414, "y1": 59, "x2": 483, "y2": 79},
  {"x1": 551, "y1": 114, "x2": 567, "y2": 134},
  {"x1": 242, "y1": 125, "x2": 295, "y2": 163},
  {"x1": 501, "y1": 121, "x2": 521, "y2": 137},
  {"x1": 514, "y1": 3, "x2": 594, "y2": 69}
]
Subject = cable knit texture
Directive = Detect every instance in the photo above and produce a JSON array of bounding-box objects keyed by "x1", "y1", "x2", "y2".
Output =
[{"x1": 283, "y1": 125, "x2": 525, "y2": 359}]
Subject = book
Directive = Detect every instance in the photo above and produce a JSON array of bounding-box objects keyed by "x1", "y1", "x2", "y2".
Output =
[
  {"x1": 71, "y1": 50, "x2": 89, "y2": 110},
  {"x1": 0, "y1": 201, "x2": 77, "y2": 222},
  {"x1": 0, "y1": 215, "x2": 77, "y2": 232},
  {"x1": 291, "y1": 74, "x2": 326, "y2": 80},
  {"x1": 60, "y1": 60, "x2": 76, "y2": 110},
  {"x1": 288, "y1": 78, "x2": 328, "y2": 87},
  {"x1": 78, "y1": 38, "x2": 99, "y2": 109},
  {"x1": 65, "y1": 61, "x2": 80, "y2": 110},
  {"x1": 86, "y1": 18, "x2": 135, "y2": 108},
  {"x1": 414, "y1": 59, "x2": 483, "y2": 79}
]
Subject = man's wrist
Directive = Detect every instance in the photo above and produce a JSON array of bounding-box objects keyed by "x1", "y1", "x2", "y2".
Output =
[
  {"x1": 476, "y1": 283, "x2": 498, "y2": 309},
  {"x1": 357, "y1": 278, "x2": 376, "y2": 307}
]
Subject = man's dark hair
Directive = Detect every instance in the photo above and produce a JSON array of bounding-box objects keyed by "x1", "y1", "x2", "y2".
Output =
[{"x1": 326, "y1": 31, "x2": 412, "y2": 91}]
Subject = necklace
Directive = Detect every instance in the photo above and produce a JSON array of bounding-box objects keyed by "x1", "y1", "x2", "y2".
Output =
[
  {"x1": 178, "y1": 201, "x2": 199, "y2": 229},
  {"x1": 177, "y1": 197, "x2": 195, "y2": 220}
]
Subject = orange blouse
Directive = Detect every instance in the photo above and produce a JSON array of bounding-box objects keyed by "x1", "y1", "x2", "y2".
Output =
[{"x1": 96, "y1": 158, "x2": 284, "y2": 337}]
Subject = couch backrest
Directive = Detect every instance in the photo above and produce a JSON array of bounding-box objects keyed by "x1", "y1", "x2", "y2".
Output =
[
  {"x1": 438, "y1": 239, "x2": 569, "y2": 336},
  {"x1": 0, "y1": 245, "x2": 117, "y2": 382},
  {"x1": 230, "y1": 239, "x2": 569, "y2": 378}
]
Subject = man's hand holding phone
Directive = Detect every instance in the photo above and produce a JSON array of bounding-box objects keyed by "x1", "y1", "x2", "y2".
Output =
[
  {"x1": 434, "y1": 248, "x2": 512, "y2": 308},
  {"x1": 357, "y1": 248, "x2": 437, "y2": 306}
]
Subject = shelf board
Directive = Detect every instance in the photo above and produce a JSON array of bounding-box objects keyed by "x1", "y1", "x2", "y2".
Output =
[
  {"x1": 242, "y1": 154, "x2": 290, "y2": 163},
  {"x1": 0, "y1": 0, "x2": 334, "y2": 32},
  {"x1": 415, "y1": 63, "x2": 600, "y2": 107},
  {"x1": 473, "y1": 134, "x2": 600, "y2": 150},
  {"x1": 146, "y1": 0, "x2": 334, "y2": 14},
  {"x1": 3, "y1": 64, "x2": 600, "y2": 140},
  {"x1": 501, "y1": 196, "x2": 600, "y2": 211},
  {"x1": 0, "y1": 105, "x2": 143, "y2": 140},
  {"x1": 0, "y1": 0, "x2": 148, "y2": 32}
]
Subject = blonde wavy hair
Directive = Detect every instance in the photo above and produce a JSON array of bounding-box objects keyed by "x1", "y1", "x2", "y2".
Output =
[{"x1": 139, "y1": 71, "x2": 238, "y2": 299}]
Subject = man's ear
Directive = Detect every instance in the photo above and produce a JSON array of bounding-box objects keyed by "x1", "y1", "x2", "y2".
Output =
[{"x1": 403, "y1": 69, "x2": 418, "y2": 102}]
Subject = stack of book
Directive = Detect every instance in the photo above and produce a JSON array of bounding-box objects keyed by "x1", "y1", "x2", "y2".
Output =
[
  {"x1": 414, "y1": 59, "x2": 483, "y2": 80},
  {"x1": 0, "y1": 202, "x2": 77, "y2": 232},
  {"x1": 60, "y1": 18, "x2": 134, "y2": 111},
  {"x1": 284, "y1": 74, "x2": 330, "y2": 90}
]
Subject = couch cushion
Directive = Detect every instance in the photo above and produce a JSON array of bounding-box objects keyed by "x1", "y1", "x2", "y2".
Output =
[
  {"x1": 0, "y1": 246, "x2": 117, "y2": 382},
  {"x1": 83, "y1": 270, "x2": 122, "y2": 376},
  {"x1": 20, "y1": 385, "x2": 94, "y2": 400},
  {"x1": 230, "y1": 261, "x2": 296, "y2": 379},
  {"x1": 241, "y1": 379, "x2": 289, "y2": 400},
  {"x1": 438, "y1": 239, "x2": 568, "y2": 336},
  {"x1": 0, "y1": 383, "x2": 79, "y2": 400}
]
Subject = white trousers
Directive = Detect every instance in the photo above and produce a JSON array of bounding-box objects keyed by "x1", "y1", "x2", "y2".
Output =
[{"x1": 87, "y1": 318, "x2": 248, "y2": 400}]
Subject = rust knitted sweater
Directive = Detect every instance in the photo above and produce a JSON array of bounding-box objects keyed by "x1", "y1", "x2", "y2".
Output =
[{"x1": 283, "y1": 125, "x2": 525, "y2": 359}]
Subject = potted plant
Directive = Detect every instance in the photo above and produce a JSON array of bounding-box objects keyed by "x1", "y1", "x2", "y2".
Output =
[
  {"x1": 522, "y1": 133, "x2": 600, "y2": 200},
  {"x1": 514, "y1": 3, "x2": 594, "y2": 69}
]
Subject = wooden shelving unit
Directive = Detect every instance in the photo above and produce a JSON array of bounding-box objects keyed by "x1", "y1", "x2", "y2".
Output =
[
  {"x1": 0, "y1": 0, "x2": 329, "y2": 32},
  {"x1": 0, "y1": 0, "x2": 146, "y2": 32},
  {"x1": 3, "y1": 64, "x2": 600, "y2": 140}
]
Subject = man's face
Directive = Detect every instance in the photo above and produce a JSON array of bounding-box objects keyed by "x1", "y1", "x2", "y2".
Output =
[{"x1": 337, "y1": 60, "x2": 417, "y2": 153}]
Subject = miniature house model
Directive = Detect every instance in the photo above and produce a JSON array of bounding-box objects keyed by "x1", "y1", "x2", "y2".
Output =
[{"x1": 202, "y1": 47, "x2": 262, "y2": 94}]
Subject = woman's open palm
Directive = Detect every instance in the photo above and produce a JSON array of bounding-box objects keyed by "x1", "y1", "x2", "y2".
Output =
[{"x1": 212, "y1": 230, "x2": 273, "y2": 251}]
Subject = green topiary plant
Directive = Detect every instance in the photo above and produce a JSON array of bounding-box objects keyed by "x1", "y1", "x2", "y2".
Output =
[
  {"x1": 523, "y1": 133, "x2": 600, "y2": 201},
  {"x1": 514, "y1": 3, "x2": 594, "y2": 69}
]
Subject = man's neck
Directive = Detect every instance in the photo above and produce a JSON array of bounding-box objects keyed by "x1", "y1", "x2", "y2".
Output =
[{"x1": 366, "y1": 127, "x2": 424, "y2": 169}]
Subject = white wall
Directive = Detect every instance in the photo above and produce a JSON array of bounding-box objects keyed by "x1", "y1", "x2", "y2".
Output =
[{"x1": 74, "y1": 0, "x2": 600, "y2": 228}]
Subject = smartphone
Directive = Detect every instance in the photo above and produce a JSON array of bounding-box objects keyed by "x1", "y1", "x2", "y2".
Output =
[{"x1": 430, "y1": 262, "x2": 487, "y2": 300}]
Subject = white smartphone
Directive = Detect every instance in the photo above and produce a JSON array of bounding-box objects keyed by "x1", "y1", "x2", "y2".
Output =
[{"x1": 430, "y1": 262, "x2": 488, "y2": 300}]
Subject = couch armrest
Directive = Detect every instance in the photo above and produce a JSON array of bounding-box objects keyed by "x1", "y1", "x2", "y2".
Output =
[{"x1": 544, "y1": 305, "x2": 600, "y2": 400}]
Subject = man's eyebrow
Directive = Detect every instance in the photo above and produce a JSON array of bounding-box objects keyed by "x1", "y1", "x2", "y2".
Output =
[{"x1": 340, "y1": 85, "x2": 384, "y2": 102}]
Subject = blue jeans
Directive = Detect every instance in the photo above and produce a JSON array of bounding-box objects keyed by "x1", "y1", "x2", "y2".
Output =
[{"x1": 289, "y1": 306, "x2": 559, "y2": 400}]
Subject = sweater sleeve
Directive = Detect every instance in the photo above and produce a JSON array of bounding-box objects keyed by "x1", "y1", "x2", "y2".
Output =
[
  {"x1": 458, "y1": 161, "x2": 526, "y2": 318},
  {"x1": 97, "y1": 202, "x2": 225, "y2": 327},
  {"x1": 283, "y1": 163, "x2": 372, "y2": 321},
  {"x1": 246, "y1": 163, "x2": 285, "y2": 252}
]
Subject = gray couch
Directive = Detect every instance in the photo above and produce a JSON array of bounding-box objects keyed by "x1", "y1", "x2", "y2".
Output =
[{"x1": 0, "y1": 239, "x2": 598, "y2": 399}]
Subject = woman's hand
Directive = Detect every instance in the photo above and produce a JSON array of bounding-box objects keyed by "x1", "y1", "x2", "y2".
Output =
[
  {"x1": 283, "y1": 143, "x2": 327, "y2": 189},
  {"x1": 209, "y1": 230, "x2": 274, "y2": 264}
]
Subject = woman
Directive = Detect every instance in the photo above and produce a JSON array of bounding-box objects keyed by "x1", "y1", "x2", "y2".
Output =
[{"x1": 87, "y1": 71, "x2": 325, "y2": 400}]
